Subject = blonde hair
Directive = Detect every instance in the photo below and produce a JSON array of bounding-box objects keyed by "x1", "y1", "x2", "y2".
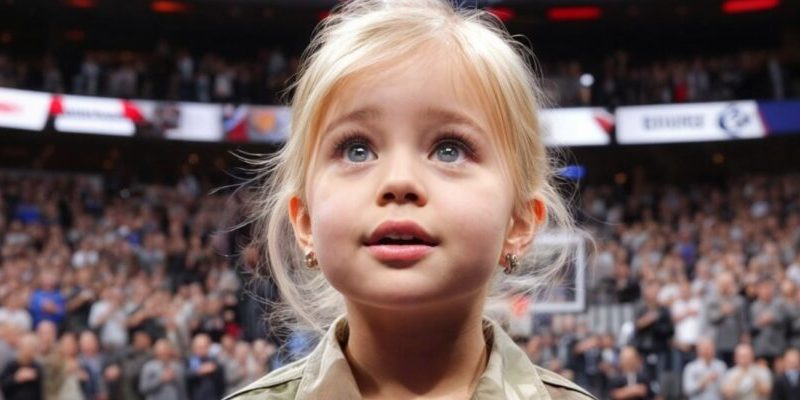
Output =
[{"x1": 245, "y1": 0, "x2": 579, "y2": 336}]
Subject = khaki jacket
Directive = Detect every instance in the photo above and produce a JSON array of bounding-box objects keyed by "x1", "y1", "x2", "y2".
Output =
[{"x1": 225, "y1": 318, "x2": 596, "y2": 400}]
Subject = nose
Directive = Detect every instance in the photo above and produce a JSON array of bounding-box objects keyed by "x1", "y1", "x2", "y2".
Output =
[{"x1": 376, "y1": 152, "x2": 427, "y2": 207}]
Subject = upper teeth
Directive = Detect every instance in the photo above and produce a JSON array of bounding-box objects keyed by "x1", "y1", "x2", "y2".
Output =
[{"x1": 386, "y1": 234, "x2": 415, "y2": 240}]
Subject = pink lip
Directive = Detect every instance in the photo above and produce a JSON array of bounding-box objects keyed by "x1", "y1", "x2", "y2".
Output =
[
  {"x1": 366, "y1": 244, "x2": 434, "y2": 264},
  {"x1": 363, "y1": 220, "x2": 439, "y2": 265},
  {"x1": 364, "y1": 220, "x2": 438, "y2": 246}
]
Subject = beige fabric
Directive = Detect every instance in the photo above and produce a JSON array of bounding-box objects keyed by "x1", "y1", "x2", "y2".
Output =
[{"x1": 224, "y1": 317, "x2": 596, "y2": 400}]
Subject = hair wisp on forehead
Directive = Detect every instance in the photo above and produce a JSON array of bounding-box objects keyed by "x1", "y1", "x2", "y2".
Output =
[{"x1": 246, "y1": 0, "x2": 580, "y2": 337}]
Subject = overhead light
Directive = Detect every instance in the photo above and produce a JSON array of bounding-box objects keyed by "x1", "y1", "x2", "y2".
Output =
[
  {"x1": 151, "y1": 1, "x2": 189, "y2": 14},
  {"x1": 547, "y1": 6, "x2": 602, "y2": 21},
  {"x1": 722, "y1": 0, "x2": 780, "y2": 14},
  {"x1": 66, "y1": 0, "x2": 95, "y2": 8},
  {"x1": 580, "y1": 73, "x2": 595, "y2": 87},
  {"x1": 486, "y1": 6, "x2": 515, "y2": 22}
]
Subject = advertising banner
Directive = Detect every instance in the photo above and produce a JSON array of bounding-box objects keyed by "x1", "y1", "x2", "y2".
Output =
[
  {"x1": 540, "y1": 107, "x2": 613, "y2": 146},
  {"x1": 132, "y1": 101, "x2": 224, "y2": 142},
  {"x1": 616, "y1": 101, "x2": 767, "y2": 144},
  {"x1": 0, "y1": 88, "x2": 51, "y2": 131},
  {"x1": 222, "y1": 104, "x2": 290, "y2": 143},
  {"x1": 50, "y1": 95, "x2": 145, "y2": 136},
  {"x1": 757, "y1": 100, "x2": 800, "y2": 136}
]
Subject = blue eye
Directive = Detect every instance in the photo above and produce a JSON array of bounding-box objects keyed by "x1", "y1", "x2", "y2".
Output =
[
  {"x1": 346, "y1": 143, "x2": 372, "y2": 162},
  {"x1": 434, "y1": 142, "x2": 465, "y2": 163},
  {"x1": 333, "y1": 133, "x2": 375, "y2": 163}
]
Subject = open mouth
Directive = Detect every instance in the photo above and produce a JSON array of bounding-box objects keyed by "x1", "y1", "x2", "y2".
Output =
[
  {"x1": 374, "y1": 234, "x2": 435, "y2": 246},
  {"x1": 364, "y1": 221, "x2": 439, "y2": 264}
]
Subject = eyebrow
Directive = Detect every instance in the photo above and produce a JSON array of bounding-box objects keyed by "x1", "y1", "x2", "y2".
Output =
[
  {"x1": 323, "y1": 107, "x2": 382, "y2": 134},
  {"x1": 420, "y1": 106, "x2": 487, "y2": 134},
  {"x1": 324, "y1": 106, "x2": 486, "y2": 134}
]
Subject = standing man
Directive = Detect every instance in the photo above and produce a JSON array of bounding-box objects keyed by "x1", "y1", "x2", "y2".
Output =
[
  {"x1": 683, "y1": 337, "x2": 727, "y2": 400},
  {"x1": 139, "y1": 339, "x2": 187, "y2": 400},
  {"x1": 706, "y1": 272, "x2": 748, "y2": 367},
  {"x1": 771, "y1": 348, "x2": 800, "y2": 400},
  {"x1": 186, "y1": 333, "x2": 225, "y2": 400},
  {"x1": 0, "y1": 334, "x2": 43, "y2": 400},
  {"x1": 721, "y1": 343, "x2": 772, "y2": 400}
]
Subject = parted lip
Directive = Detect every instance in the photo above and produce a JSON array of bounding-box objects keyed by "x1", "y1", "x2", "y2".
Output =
[{"x1": 363, "y1": 220, "x2": 440, "y2": 246}]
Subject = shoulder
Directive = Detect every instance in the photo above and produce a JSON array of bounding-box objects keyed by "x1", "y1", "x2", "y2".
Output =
[
  {"x1": 222, "y1": 358, "x2": 306, "y2": 400},
  {"x1": 534, "y1": 365, "x2": 598, "y2": 400}
]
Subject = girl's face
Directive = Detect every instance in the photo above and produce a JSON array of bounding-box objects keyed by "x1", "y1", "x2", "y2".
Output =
[{"x1": 291, "y1": 48, "x2": 536, "y2": 312}]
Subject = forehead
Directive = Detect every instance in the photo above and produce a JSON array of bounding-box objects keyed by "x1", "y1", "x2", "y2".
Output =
[{"x1": 317, "y1": 43, "x2": 498, "y2": 136}]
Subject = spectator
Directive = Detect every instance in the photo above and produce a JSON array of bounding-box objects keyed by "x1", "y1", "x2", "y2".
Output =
[
  {"x1": 88, "y1": 286, "x2": 128, "y2": 351},
  {"x1": 139, "y1": 339, "x2": 187, "y2": 400},
  {"x1": 671, "y1": 280, "x2": 703, "y2": 370},
  {"x1": 186, "y1": 333, "x2": 225, "y2": 400},
  {"x1": 28, "y1": 271, "x2": 66, "y2": 329},
  {"x1": 683, "y1": 337, "x2": 726, "y2": 400},
  {"x1": 77, "y1": 331, "x2": 109, "y2": 400},
  {"x1": 750, "y1": 279, "x2": 787, "y2": 367},
  {"x1": 707, "y1": 272, "x2": 748, "y2": 367},
  {"x1": 721, "y1": 343, "x2": 772, "y2": 400},
  {"x1": 0, "y1": 290, "x2": 32, "y2": 332},
  {"x1": 35, "y1": 320, "x2": 58, "y2": 361},
  {"x1": 633, "y1": 280, "x2": 673, "y2": 380},
  {"x1": 609, "y1": 346, "x2": 652, "y2": 400},
  {"x1": 771, "y1": 348, "x2": 800, "y2": 400},
  {"x1": 43, "y1": 332, "x2": 85, "y2": 400},
  {"x1": 0, "y1": 334, "x2": 44, "y2": 400}
]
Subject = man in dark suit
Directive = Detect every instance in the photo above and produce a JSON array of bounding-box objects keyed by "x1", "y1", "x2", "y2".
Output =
[
  {"x1": 772, "y1": 348, "x2": 800, "y2": 400},
  {"x1": 609, "y1": 346, "x2": 654, "y2": 400},
  {"x1": 186, "y1": 333, "x2": 225, "y2": 400}
]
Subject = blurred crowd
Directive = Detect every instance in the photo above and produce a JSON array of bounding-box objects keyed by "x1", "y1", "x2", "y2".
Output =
[
  {"x1": 1, "y1": 45, "x2": 798, "y2": 108},
  {"x1": 525, "y1": 173, "x2": 800, "y2": 399},
  {"x1": 0, "y1": 43, "x2": 300, "y2": 105},
  {"x1": 2, "y1": 168, "x2": 800, "y2": 400},
  {"x1": 542, "y1": 49, "x2": 799, "y2": 108},
  {"x1": 0, "y1": 170, "x2": 282, "y2": 400}
]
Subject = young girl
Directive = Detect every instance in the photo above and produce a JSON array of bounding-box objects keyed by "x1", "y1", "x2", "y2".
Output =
[{"x1": 227, "y1": 0, "x2": 595, "y2": 398}]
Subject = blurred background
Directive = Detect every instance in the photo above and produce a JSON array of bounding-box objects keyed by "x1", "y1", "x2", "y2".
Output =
[{"x1": 1, "y1": 0, "x2": 800, "y2": 399}]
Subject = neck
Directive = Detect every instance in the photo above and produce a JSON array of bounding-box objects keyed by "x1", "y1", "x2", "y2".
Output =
[{"x1": 343, "y1": 296, "x2": 489, "y2": 399}]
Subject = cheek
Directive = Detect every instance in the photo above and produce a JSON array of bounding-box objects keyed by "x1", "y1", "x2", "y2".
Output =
[
  {"x1": 306, "y1": 177, "x2": 366, "y2": 262},
  {"x1": 437, "y1": 175, "x2": 514, "y2": 265}
]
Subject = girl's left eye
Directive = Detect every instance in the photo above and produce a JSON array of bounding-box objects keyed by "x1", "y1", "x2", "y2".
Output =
[
  {"x1": 431, "y1": 136, "x2": 475, "y2": 163},
  {"x1": 434, "y1": 142, "x2": 463, "y2": 163}
]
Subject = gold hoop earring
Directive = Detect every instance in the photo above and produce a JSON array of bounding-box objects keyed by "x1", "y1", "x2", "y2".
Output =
[
  {"x1": 304, "y1": 250, "x2": 318, "y2": 268},
  {"x1": 504, "y1": 253, "x2": 518, "y2": 274}
]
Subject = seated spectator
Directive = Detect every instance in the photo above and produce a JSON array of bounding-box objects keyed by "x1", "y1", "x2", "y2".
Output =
[
  {"x1": 683, "y1": 337, "x2": 726, "y2": 400},
  {"x1": 0, "y1": 334, "x2": 43, "y2": 400},
  {"x1": 721, "y1": 343, "x2": 772, "y2": 400}
]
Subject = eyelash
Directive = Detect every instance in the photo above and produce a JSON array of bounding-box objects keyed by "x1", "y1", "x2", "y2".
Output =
[
  {"x1": 332, "y1": 131, "x2": 371, "y2": 159},
  {"x1": 331, "y1": 131, "x2": 479, "y2": 161}
]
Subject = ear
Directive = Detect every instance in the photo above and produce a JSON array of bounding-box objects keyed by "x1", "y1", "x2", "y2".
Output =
[
  {"x1": 288, "y1": 195, "x2": 313, "y2": 250},
  {"x1": 502, "y1": 196, "x2": 546, "y2": 259}
]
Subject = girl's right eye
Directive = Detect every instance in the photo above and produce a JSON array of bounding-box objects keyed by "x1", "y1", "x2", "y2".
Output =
[{"x1": 334, "y1": 135, "x2": 376, "y2": 163}]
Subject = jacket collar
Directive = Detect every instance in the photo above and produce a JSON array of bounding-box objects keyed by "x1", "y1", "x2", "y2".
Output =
[{"x1": 295, "y1": 316, "x2": 552, "y2": 400}]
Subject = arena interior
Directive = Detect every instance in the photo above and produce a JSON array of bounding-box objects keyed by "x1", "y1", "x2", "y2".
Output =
[{"x1": 1, "y1": 0, "x2": 800, "y2": 399}]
